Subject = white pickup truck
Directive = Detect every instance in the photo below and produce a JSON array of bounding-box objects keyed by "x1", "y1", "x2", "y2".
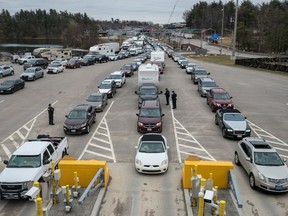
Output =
[
  {"x1": 0, "y1": 135, "x2": 69, "y2": 199},
  {"x1": 18, "y1": 55, "x2": 35, "y2": 65}
]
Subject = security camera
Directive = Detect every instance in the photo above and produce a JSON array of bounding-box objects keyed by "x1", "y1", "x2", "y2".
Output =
[{"x1": 25, "y1": 186, "x2": 40, "y2": 200}]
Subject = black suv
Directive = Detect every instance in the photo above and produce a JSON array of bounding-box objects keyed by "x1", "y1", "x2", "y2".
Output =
[
  {"x1": 135, "y1": 84, "x2": 162, "y2": 108},
  {"x1": 63, "y1": 104, "x2": 96, "y2": 135},
  {"x1": 95, "y1": 54, "x2": 109, "y2": 63},
  {"x1": 23, "y1": 58, "x2": 48, "y2": 70}
]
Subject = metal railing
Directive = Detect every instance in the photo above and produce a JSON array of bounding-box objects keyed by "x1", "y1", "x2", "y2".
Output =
[{"x1": 228, "y1": 170, "x2": 243, "y2": 208}]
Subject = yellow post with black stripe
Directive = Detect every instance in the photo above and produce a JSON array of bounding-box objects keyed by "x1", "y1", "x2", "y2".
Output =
[
  {"x1": 219, "y1": 200, "x2": 226, "y2": 216},
  {"x1": 36, "y1": 197, "x2": 43, "y2": 216}
]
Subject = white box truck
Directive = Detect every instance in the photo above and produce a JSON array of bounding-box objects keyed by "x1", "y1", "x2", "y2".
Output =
[
  {"x1": 137, "y1": 63, "x2": 159, "y2": 87},
  {"x1": 89, "y1": 42, "x2": 120, "y2": 56},
  {"x1": 151, "y1": 51, "x2": 165, "y2": 63}
]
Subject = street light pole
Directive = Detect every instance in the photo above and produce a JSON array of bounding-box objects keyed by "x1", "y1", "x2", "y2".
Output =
[
  {"x1": 220, "y1": 5, "x2": 224, "y2": 55},
  {"x1": 231, "y1": 0, "x2": 238, "y2": 60}
]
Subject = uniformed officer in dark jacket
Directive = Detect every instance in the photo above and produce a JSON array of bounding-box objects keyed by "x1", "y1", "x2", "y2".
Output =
[
  {"x1": 171, "y1": 91, "x2": 177, "y2": 109},
  {"x1": 165, "y1": 88, "x2": 170, "y2": 105},
  {"x1": 48, "y1": 104, "x2": 54, "y2": 125}
]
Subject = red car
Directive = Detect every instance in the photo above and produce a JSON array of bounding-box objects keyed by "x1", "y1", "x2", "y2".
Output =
[
  {"x1": 120, "y1": 64, "x2": 134, "y2": 77},
  {"x1": 206, "y1": 87, "x2": 234, "y2": 112},
  {"x1": 65, "y1": 59, "x2": 83, "y2": 69}
]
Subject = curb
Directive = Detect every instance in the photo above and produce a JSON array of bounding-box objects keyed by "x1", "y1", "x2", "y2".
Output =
[{"x1": 90, "y1": 187, "x2": 107, "y2": 216}]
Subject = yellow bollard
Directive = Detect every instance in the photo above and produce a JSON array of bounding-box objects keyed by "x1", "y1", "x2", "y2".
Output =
[
  {"x1": 74, "y1": 172, "x2": 78, "y2": 189},
  {"x1": 200, "y1": 178, "x2": 206, "y2": 188},
  {"x1": 36, "y1": 197, "x2": 43, "y2": 216},
  {"x1": 198, "y1": 192, "x2": 204, "y2": 216},
  {"x1": 214, "y1": 186, "x2": 218, "y2": 202},
  {"x1": 51, "y1": 161, "x2": 58, "y2": 204},
  {"x1": 34, "y1": 182, "x2": 40, "y2": 198},
  {"x1": 66, "y1": 185, "x2": 70, "y2": 203},
  {"x1": 219, "y1": 200, "x2": 226, "y2": 216}
]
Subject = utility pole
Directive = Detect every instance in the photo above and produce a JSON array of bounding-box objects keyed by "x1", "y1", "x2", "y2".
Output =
[
  {"x1": 220, "y1": 5, "x2": 224, "y2": 55},
  {"x1": 231, "y1": 0, "x2": 238, "y2": 60}
]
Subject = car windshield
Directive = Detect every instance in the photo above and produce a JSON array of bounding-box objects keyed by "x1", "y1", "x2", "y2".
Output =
[
  {"x1": 195, "y1": 70, "x2": 207, "y2": 75},
  {"x1": 139, "y1": 108, "x2": 160, "y2": 118},
  {"x1": 87, "y1": 95, "x2": 102, "y2": 102},
  {"x1": 2, "y1": 80, "x2": 15, "y2": 85},
  {"x1": 140, "y1": 88, "x2": 157, "y2": 95},
  {"x1": 68, "y1": 110, "x2": 87, "y2": 119},
  {"x1": 109, "y1": 74, "x2": 122, "y2": 79},
  {"x1": 139, "y1": 142, "x2": 165, "y2": 153},
  {"x1": 254, "y1": 152, "x2": 284, "y2": 166},
  {"x1": 24, "y1": 68, "x2": 36, "y2": 73},
  {"x1": 121, "y1": 66, "x2": 130, "y2": 70},
  {"x1": 224, "y1": 113, "x2": 245, "y2": 121},
  {"x1": 50, "y1": 63, "x2": 60, "y2": 67},
  {"x1": 202, "y1": 82, "x2": 217, "y2": 87},
  {"x1": 214, "y1": 93, "x2": 230, "y2": 100},
  {"x1": 99, "y1": 83, "x2": 111, "y2": 89},
  {"x1": 7, "y1": 155, "x2": 41, "y2": 168},
  {"x1": 52, "y1": 61, "x2": 61, "y2": 64}
]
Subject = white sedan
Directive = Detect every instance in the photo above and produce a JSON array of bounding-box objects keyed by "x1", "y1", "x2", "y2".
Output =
[
  {"x1": 135, "y1": 133, "x2": 169, "y2": 174},
  {"x1": 51, "y1": 58, "x2": 68, "y2": 66},
  {"x1": 47, "y1": 62, "x2": 64, "y2": 74}
]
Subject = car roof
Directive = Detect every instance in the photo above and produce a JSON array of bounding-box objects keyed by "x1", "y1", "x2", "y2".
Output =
[
  {"x1": 211, "y1": 87, "x2": 227, "y2": 93},
  {"x1": 199, "y1": 77, "x2": 215, "y2": 82},
  {"x1": 140, "y1": 133, "x2": 165, "y2": 142},
  {"x1": 102, "y1": 79, "x2": 114, "y2": 84},
  {"x1": 89, "y1": 92, "x2": 103, "y2": 96},
  {"x1": 141, "y1": 99, "x2": 160, "y2": 108},
  {"x1": 110, "y1": 71, "x2": 124, "y2": 75},
  {"x1": 73, "y1": 104, "x2": 91, "y2": 110}
]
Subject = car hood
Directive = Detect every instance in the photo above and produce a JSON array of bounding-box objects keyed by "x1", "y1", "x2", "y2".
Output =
[
  {"x1": 87, "y1": 101, "x2": 102, "y2": 107},
  {"x1": 0, "y1": 84, "x2": 12, "y2": 90},
  {"x1": 256, "y1": 164, "x2": 288, "y2": 179},
  {"x1": 99, "y1": 89, "x2": 111, "y2": 94},
  {"x1": 47, "y1": 66, "x2": 58, "y2": 69},
  {"x1": 20, "y1": 72, "x2": 34, "y2": 76},
  {"x1": 224, "y1": 121, "x2": 247, "y2": 130},
  {"x1": 65, "y1": 118, "x2": 86, "y2": 126},
  {"x1": 213, "y1": 99, "x2": 232, "y2": 104},
  {"x1": 0, "y1": 167, "x2": 43, "y2": 182},
  {"x1": 138, "y1": 117, "x2": 161, "y2": 123},
  {"x1": 136, "y1": 152, "x2": 168, "y2": 165}
]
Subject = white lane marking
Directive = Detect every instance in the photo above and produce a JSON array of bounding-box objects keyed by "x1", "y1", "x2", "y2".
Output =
[
  {"x1": 78, "y1": 101, "x2": 116, "y2": 162},
  {"x1": 171, "y1": 108, "x2": 216, "y2": 163},
  {"x1": 248, "y1": 120, "x2": 288, "y2": 158},
  {"x1": 0, "y1": 100, "x2": 4, "y2": 104},
  {"x1": 0, "y1": 100, "x2": 58, "y2": 158}
]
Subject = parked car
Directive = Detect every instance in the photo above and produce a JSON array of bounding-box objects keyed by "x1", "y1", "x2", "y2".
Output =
[
  {"x1": 94, "y1": 54, "x2": 109, "y2": 63},
  {"x1": 86, "y1": 92, "x2": 108, "y2": 112},
  {"x1": 120, "y1": 64, "x2": 134, "y2": 77},
  {"x1": 20, "y1": 67, "x2": 44, "y2": 81},
  {"x1": 215, "y1": 109, "x2": 251, "y2": 138},
  {"x1": 47, "y1": 62, "x2": 64, "y2": 74},
  {"x1": 98, "y1": 79, "x2": 117, "y2": 98},
  {"x1": 108, "y1": 55, "x2": 119, "y2": 61},
  {"x1": 81, "y1": 56, "x2": 95, "y2": 66},
  {"x1": 0, "y1": 64, "x2": 14, "y2": 78},
  {"x1": 135, "y1": 133, "x2": 169, "y2": 174},
  {"x1": 135, "y1": 84, "x2": 162, "y2": 108},
  {"x1": 180, "y1": 60, "x2": 189, "y2": 69},
  {"x1": 186, "y1": 63, "x2": 197, "y2": 74},
  {"x1": 234, "y1": 137, "x2": 288, "y2": 192},
  {"x1": 207, "y1": 87, "x2": 234, "y2": 112},
  {"x1": 198, "y1": 77, "x2": 217, "y2": 97},
  {"x1": 52, "y1": 58, "x2": 68, "y2": 66},
  {"x1": 63, "y1": 104, "x2": 96, "y2": 134},
  {"x1": 107, "y1": 71, "x2": 126, "y2": 88},
  {"x1": 129, "y1": 61, "x2": 139, "y2": 71},
  {"x1": 66, "y1": 59, "x2": 83, "y2": 69},
  {"x1": 191, "y1": 68, "x2": 210, "y2": 84},
  {"x1": 0, "y1": 79, "x2": 25, "y2": 94},
  {"x1": 136, "y1": 99, "x2": 164, "y2": 133},
  {"x1": 23, "y1": 58, "x2": 48, "y2": 70}
]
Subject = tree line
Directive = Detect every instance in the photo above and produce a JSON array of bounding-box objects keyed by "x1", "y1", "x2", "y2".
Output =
[
  {"x1": 0, "y1": 9, "x2": 154, "y2": 49},
  {"x1": 183, "y1": 0, "x2": 288, "y2": 54}
]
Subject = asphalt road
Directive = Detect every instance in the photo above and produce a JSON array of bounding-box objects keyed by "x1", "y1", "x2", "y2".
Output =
[{"x1": 0, "y1": 54, "x2": 287, "y2": 216}]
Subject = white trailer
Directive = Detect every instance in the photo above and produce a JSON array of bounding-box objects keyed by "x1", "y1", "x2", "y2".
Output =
[
  {"x1": 138, "y1": 63, "x2": 159, "y2": 87},
  {"x1": 89, "y1": 42, "x2": 120, "y2": 56},
  {"x1": 151, "y1": 51, "x2": 165, "y2": 63}
]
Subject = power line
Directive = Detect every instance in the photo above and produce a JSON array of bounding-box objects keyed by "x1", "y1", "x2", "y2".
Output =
[{"x1": 167, "y1": 0, "x2": 180, "y2": 24}]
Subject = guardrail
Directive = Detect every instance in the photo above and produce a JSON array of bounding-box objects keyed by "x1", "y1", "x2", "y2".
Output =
[
  {"x1": 78, "y1": 168, "x2": 104, "y2": 204},
  {"x1": 228, "y1": 170, "x2": 243, "y2": 208}
]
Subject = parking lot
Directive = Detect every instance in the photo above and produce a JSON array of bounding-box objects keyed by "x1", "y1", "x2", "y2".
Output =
[{"x1": 0, "y1": 53, "x2": 288, "y2": 215}]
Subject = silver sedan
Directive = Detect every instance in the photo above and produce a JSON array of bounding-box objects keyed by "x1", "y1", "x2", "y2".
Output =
[{"x1": 20, "y1": 67, "x2": 44, "y2": 81}]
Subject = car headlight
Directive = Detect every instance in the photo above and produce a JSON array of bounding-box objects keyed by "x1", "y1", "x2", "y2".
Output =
[
  {"x1": 135, "y1": 159, "x2": 142, "y2": 166},
  {"x1": 227, "y1": 129, "x2": 233, "y2": 132},
  {"x1": 138, "y1": 122, "x2": 144, "y2": 126},
  {"x1": 161, "y1": 159, "x2": 168, "y2": 166},
  {"x1": 227, "y1": 104, "x2": 233, "y2": 107},
  {"x1": 246, "y1": 129, "x2": 251, "y2": 132},
  {"x1": 108, "y1": 90, "x2": 111, "y2": 94},
  {"x1": 80, "y1": 123, "x2": 86, "y2": 128},
  {"x1": 257, "y1": 171, "x2": 266, "y2": 182},
  {"x1": 156, "y1": 122, "x2": 162, "y2": 127},
  {"x1": 214, "y1": 102, "x2": 221, "y2": 106},
  {"x1": 96, "y1": 104, "x2": 102, "y2": 108},
  {"x1": 7, "y1": 88, "x2": 12, "y2": 91}
]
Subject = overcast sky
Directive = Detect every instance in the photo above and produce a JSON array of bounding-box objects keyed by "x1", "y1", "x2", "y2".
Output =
[{"x1": 0, "y1": 0, "x2": 273, "y2": 24}]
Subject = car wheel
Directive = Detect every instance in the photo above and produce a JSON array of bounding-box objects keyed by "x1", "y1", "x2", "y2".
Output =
[
  {"x1": 222, "y1": 128, "x2": 227, "y2": 137},
  {"x1": 111, "y1": 92, "x2": 114, "y2": 98},
  {"x1": 234, "y1": 153, "x2": 241, "y2": 166},
  {"x1": 249, "y1": 174, "x2": 257, "y2": 190},
  {"x1": 215, "y1": 117, "x2": 218, "y2": 125},
  {"x1": 11, "y1": 71, "x2": 14, "y2": 75},
  {"x1": 33, "y1": 76, "x2": 36, "y2": 81}
]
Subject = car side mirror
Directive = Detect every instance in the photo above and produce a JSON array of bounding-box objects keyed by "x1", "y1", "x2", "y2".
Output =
[
  {"x1": 208, "y1": 72, "x2": 211, "y2": 75},
  {"x1": 3, "y1": 160, "x2": 8, "y2": 165},
  {"x1": 245, "y1": 157, "x2": 251, "y2": 162},
  {"x1": 98, "y1": 86, "x2": 100, "y2": 88},
  {"x1": 135, "y1": 91, "x2": 139, "y2": 95},
  {"x1": 159, "y1": 91, "x2": 163, "y2": 94},
  {"x1": 162, "y1": 114, "x2": 165, "y2": 117},
  {"x1": 135, "y1": 146, "x2": 138, "y2": 149},
  {"x1": 136, "y1": 113, "x2": 139, "y2": 116},
  {"x1": 65, "y1": 115, "x2": 68, "y2": 118},
  {"x1": 43, "y1": 159, "x2": 50, "y2": 165},
  {"x1": 283, "y1": 158, "x2": 287, "y2": 163},
  {"x1": 230, "y1": 96, "x2": 233, "y2": 99}
]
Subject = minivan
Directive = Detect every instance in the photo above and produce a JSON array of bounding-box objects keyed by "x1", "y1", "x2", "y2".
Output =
[
  {"x1": 198, "y1": 77, "x2": 217, "y2": 97},
  {"x1": 136, "y1": 99, "x2": 164, "y2": 133}
]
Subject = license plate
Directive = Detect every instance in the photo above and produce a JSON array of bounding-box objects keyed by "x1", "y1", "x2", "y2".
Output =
[
  {"x1": 147, "y1": 128, "x2": 152, "y2": 131},
  {"x1": 71, "y1": 129, "x2": 76, "y2": 133},
  {"x1": 275, "y1": 185, "x2": 284, "y2": 191},
  {"x1": 237, "y1": 135, "x2": 242, "y2": 138}
]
